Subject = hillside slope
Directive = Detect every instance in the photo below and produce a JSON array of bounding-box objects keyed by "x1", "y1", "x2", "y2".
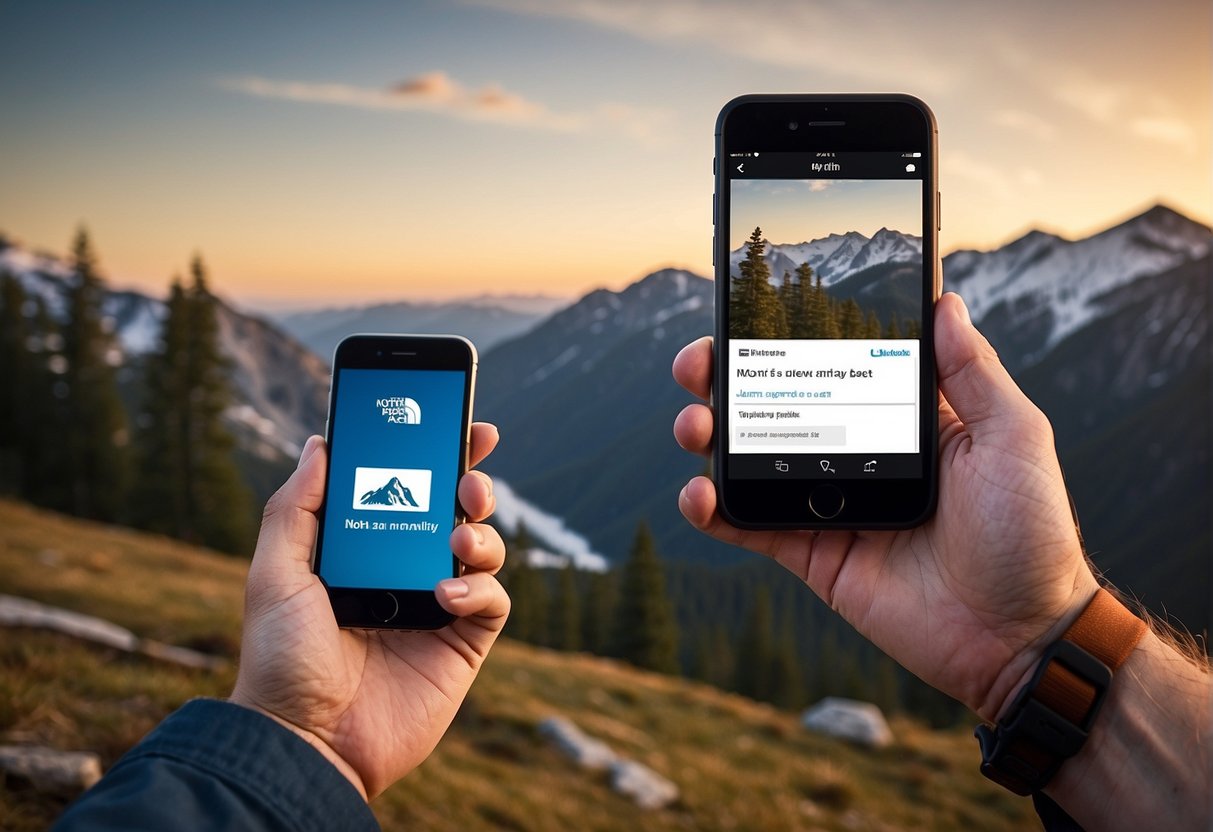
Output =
[{"x1": 0, "y1": 500, "x2": 1036, "y2": 831}]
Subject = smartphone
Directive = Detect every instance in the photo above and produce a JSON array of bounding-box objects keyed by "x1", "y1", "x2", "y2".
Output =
[
  {"x1": 713, "y1": 94, "x2": 939, "y2": 529},
  {"x1": 313, "y1": 334, "x2": 477, "y2": 628}
]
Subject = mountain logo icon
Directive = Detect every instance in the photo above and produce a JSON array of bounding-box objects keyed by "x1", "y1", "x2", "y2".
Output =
[
  {"x1": 351, "y1": 467, "x2": 432, "y2": 513},
  {"x1": 359, "y1": 477, "x2": 420, "y2": 508}
]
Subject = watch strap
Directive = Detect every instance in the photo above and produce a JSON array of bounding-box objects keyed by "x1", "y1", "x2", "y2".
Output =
[{"x1": 975, "y1": 588, "x2": 1147, "y2": 795}]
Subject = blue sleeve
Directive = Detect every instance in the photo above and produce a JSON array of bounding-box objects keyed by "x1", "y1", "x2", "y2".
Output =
[{"x1": 52, "y1": 698, "x2": 380, "y2": 832}]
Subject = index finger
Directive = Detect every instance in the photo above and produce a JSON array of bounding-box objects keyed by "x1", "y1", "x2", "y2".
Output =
[{"x1": 673, "y1": 336, "x2": 713, "y2": 402}]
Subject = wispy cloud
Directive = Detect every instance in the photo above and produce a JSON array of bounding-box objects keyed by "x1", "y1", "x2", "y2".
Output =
[
  {"x1": 1129, "y1": 115, "x2": 1198, "y2": 153},
  {"x1": 947, "y1": 151, "x2": 1043, "y2": 199},
  {"x1": 219, "y1": 70, "x2": 669, "y2": 142},
  {"x1": 991, "y1": 109, "x2": 1056, "y2": 141},
  {"x1": 469, "y1": 0, "x2": 959, "y2": 91}
]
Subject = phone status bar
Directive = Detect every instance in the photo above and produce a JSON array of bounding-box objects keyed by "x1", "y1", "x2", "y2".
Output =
[{"x1": 727, "y1": 152, "x2": 924, "y2": 179}]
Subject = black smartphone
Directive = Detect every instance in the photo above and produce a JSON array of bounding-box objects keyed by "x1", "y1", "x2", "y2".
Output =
[
  {"x1": 313, "y1": 334, "x2": 477, "y2": 628},
  {"x1": 713, "y1": 94, "x2": 939, "y2": 529}
]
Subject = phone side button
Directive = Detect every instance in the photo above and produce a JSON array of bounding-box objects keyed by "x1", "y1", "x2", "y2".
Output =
[
  {"x1": 369, "y1": 591, "x2": 399, "y2": 623},
  {"x1": 808, "y1": 484, "x2": 845, "y2": 520}
]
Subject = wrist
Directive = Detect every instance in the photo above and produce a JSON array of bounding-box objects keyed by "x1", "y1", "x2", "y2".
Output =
[
  {"x1": 227, "y1": 695, "x2": 368, "y2": 802},
  {"x1": 980, "y1": 582, "x2": 1099, "y2": 724}
]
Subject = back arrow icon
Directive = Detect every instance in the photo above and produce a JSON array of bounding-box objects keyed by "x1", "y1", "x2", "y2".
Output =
[{"x1": 737, "y1": 163, "x2": 745, "y2": 173}]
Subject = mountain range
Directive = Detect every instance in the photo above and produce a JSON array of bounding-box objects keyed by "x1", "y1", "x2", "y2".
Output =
[
  {"x1": 3, "y1": 202, "x2": 1209, "y2": 630},
  {"x1": 276, "y1": 295, "x2": 567, "y2": 360},
  {"x1": 728, "y1": 228, "x2": 922, "y2": 288}
]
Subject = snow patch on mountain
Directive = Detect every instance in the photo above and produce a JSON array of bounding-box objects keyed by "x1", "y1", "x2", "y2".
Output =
[{"x1": 491, "y1": 479, "x2": 608, "y2": 572}]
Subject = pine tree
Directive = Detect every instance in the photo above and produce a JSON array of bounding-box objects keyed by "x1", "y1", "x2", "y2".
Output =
[
  {"x1": 838, "y1": 299, "x2": 865, "y2": 339},
  {"x1": 884, "y1": 315, "x2": 903, "y2": 339},
  {"x1": 181, "y1": 256, "x2": 253, "y2": 552},
  {"x1": 611, "y1": 521, "x2": 679, "y2": 673},
  {"x1": 807, "y1": 274, "x2": 841, "y2": 339},
  {"x1": 60, "y1": 228, "x2": 130, "y2": 521},
  {"x1": 904, "y1": 317, "x2": 922, "y2": 339},
  {"x1": 548, "y1": 559, "x2": 581, "y2": 651},
  {"x1": 770, "y1": 604, "x2": 805, "y2": 709},
  {"x1": 734, "y1": 586, "x2": 775, "y2": 700},
  {"x1": 504, "y1": 523, "x2": 549, "y2": 644},
  {"x1": 0, "y1": 273, "x2": 32, "y2": 493},
  {"x1": 690, "y1": 623, "x2": 735, "y2": 688},
  {"x1": 730, "y1": 228, "x2": 786, "y2": 339},
  {"x1": 580, "y1": 569, "x2": 617, "y2": 655},
  {"x1": 787, "y1": 262, "x2": 814, "y2": 338},
  {"x1": 134, "y1": 258, "x2": 253, "y2": 553},
  {"x1": 864, "y1": 310, "x2": 882, "y2": 339}
]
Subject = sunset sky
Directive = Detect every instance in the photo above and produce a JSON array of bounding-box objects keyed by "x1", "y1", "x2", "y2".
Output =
[{"x1": 1, "y1": 0, "x2": 1209, "y2": 310}]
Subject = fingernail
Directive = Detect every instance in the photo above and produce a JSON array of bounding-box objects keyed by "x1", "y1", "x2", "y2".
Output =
[
  {"x1": 678, "y1": 484, "x2": 689, "y2": 506},
  {"x1": 440, "y1": 578, "x2": 470, "y2": 599},
  {"x1": 472, "y1": 525, "x2": 486, "y2": 545},
  {"x1": 955, "y1": 294, "x2": 972, "y2": 326},
  {"x1": 298, "y1": 436, "x2": 319, "y2": 467}
]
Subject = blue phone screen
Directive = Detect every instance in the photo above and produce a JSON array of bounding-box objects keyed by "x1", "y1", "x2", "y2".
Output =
[{"x1": 318, "y1": 368, "x2": 466, "y2": 591}]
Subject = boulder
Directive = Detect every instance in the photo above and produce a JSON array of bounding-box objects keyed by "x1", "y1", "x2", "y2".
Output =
[
  {"x1": 609, "y1": 759, "x2": 679, "y2": 810},
  {"x1": 0, "y1": 746, "x2": 102, "y2": 796},
  {"x1": 800, "y1": 697, "x2": 894, "y2": 748},
  {"x1": 537, "y1": 716, "x2": 618, "y2": 770}
]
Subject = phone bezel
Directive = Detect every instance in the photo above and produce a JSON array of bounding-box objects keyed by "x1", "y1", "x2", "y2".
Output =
[
  {"x1": 314, "y1": 333, "x2": 477, "y2": 629},
  {"x1": 713, "y1": 94, "x2": 939, "y2": 529}
]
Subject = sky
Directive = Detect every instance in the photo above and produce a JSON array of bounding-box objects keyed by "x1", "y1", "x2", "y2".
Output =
[
  {"x1": 0, "y1": 0, "x2": 1209, "y2": 310},
  {"x1": 731, "y1": 179, "x2": 922, "y2": 248}
]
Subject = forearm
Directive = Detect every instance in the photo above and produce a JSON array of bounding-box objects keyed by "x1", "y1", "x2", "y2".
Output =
[{"x1": 1045, "y1": 630, "x2": 1212, "y2": 831}]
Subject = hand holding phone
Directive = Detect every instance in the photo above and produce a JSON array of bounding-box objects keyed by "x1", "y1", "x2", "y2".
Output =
[
  {"x1": 674, "y1": 293, "x2": 1097, "y2": 726},
  {"x1": 231, "y1": 423, "x2": 509, "y2": 800}
]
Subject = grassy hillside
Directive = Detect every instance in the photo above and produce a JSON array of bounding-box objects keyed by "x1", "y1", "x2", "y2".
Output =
[{"x1": 0, "y1": 500, "x2": 1039, "y2": 831}]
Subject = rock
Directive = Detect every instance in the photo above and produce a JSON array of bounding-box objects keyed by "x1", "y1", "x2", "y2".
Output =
[
  {"x1": 0, "y1": 746, "x2": 102, "y2": 796},
  {"x1": 537, "y1": 716, "x2": 618, "y2": 770},
  {"x1": 0, "y1": 594, "x2": 227, "y2": 672},
  {"x1": 800, "y1": 697, "x2": 894, "y2": 748},
  {"x1": 609, "y1": 759, "x2": 679, "y2": 810}
]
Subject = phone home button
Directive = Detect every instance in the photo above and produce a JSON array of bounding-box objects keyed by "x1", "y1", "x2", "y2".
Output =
[
  {"x1": 808, "y1": 484, "x2": 845, "y2": 520},
  {"x1": 369, "y1": 592, "x2": 399, "y2": 624}
]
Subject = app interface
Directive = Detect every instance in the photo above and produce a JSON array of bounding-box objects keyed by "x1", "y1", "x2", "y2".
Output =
[
  {"x1": 726, "y1": 152, "x2": 924, "y2": 479},
  {"x1": 319, "y1": 368, "x2": 465, "y2": 590}
]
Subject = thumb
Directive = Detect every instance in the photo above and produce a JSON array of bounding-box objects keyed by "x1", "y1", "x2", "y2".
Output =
[
  {"x1": 250, "y1": 435, "x2": 328, "y2": 578},
  {"x1": 935, "y1": 293, "x2": 1044, "y2": 441}
]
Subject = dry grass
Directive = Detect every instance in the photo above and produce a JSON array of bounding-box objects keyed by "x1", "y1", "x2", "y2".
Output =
[{"x1": 0, "y1": 499, "x2": 1040, "y2": 831}]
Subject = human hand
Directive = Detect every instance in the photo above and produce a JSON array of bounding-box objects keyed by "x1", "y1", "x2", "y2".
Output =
[
  {"x1": 230, "y1": 425, "x2": 508, "y2": 799},
  {"x1": 672, "y1": 293, "x2": 1099, "y2": 721}
]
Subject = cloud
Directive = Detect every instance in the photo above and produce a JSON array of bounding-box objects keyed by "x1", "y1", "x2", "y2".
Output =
[
  {"x1": 219, "y1": 71, "x2": 669, "y2": 141},
  {"x1": 1130, "y1": 115, "x2": 1198, "y2": 153},
  {"x1": 469, "y1": 0, "x2": 959, "y2": 91},
  {"x1": 991, "y1": 109, "x2": 1056, "y2": 141},
  {"x1": 947, "y1": 151, "x2": 1042, "y2": 199}
]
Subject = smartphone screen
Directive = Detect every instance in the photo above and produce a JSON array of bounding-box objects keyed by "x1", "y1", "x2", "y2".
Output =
[
  {"x1": 715, "y1": 96, "x2": 937, "y2": 528},
  {"x1": 314, "y1": 335, "x2": 475, "y2": 628}
]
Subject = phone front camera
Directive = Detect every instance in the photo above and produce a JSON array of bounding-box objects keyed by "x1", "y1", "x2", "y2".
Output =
[
  {"x1": 788, "y1": 121, "x2": 799, "y2": 131},
  {"x1": 377, "y1": 350, "x2": 384, "y2": 357}
]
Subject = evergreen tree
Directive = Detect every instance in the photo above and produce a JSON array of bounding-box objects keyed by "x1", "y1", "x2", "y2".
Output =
[
  {"x1": 504, "y1": 523, "x2": 549, "y2": 643},
  {"x1": 788, "y1": 262, "x2": 815, "y2": 338},
  {"x1": 734, "y1": 586, "x2": 775, "y2": 700},
  {"x1": 838, "y1": 299, "x2": 865, "y2": 339},
  {"x1": 134, "y1": 259, "x2": 253, "y2": 553},
  {"x1": 904, "y1": 317, "x2": 922, "y2": 339},
  {"x1": 770, "y1": 605, "x2": 805, "y2": 709},
  {"x1": 0, "y1": 273, "x2": 29, "y2": 493},
  {"x1": 807, "y1": 274, "x2": 841, "y2": 339},
  {"x1": 864, "y1": 310, "x2": 882, "y2": 339},
  {"x1": 730, "y1": 228, "x2": 787, "y2": 339},
  {"x1": 580, "y1": 569, "x2": 617, "y2": 655},
  {"x1": 60, "y1": 228, "x2": 130, "y2": 521},
  {"x1": 548, "y1": 560, "x2": 581, "y2": 651},
  {"x1": 884, "y1": 315, "x2": 903, "y2": 339},
  {"x1": 612, "y1": 521, "x2": 679, "y2": 673}
]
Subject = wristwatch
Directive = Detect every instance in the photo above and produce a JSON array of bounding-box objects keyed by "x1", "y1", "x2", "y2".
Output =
[{"x1": 974, "y1": 588, "x2": 1147, "y2": 795}]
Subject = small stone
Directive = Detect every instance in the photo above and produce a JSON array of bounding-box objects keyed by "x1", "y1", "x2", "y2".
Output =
[{"x1": 801, "y1": 697, "x2": 894, "y2": 748}]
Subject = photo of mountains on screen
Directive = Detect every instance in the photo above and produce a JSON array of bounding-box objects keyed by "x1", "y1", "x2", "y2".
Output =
[{"x1": 729, "y1": 225, "x2": 923, "y2": 340}]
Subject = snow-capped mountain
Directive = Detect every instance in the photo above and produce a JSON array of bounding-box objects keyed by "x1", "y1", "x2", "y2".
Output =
[
  {"x1": 944, "y1": 204, "x2": 1211, "y2": 367},
  {"x1": 728, "y1": 228, "x2": 922, "y2": 287},
  {"x1": 0, "y1": 239, "x2": 329, "y2": 461}
]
